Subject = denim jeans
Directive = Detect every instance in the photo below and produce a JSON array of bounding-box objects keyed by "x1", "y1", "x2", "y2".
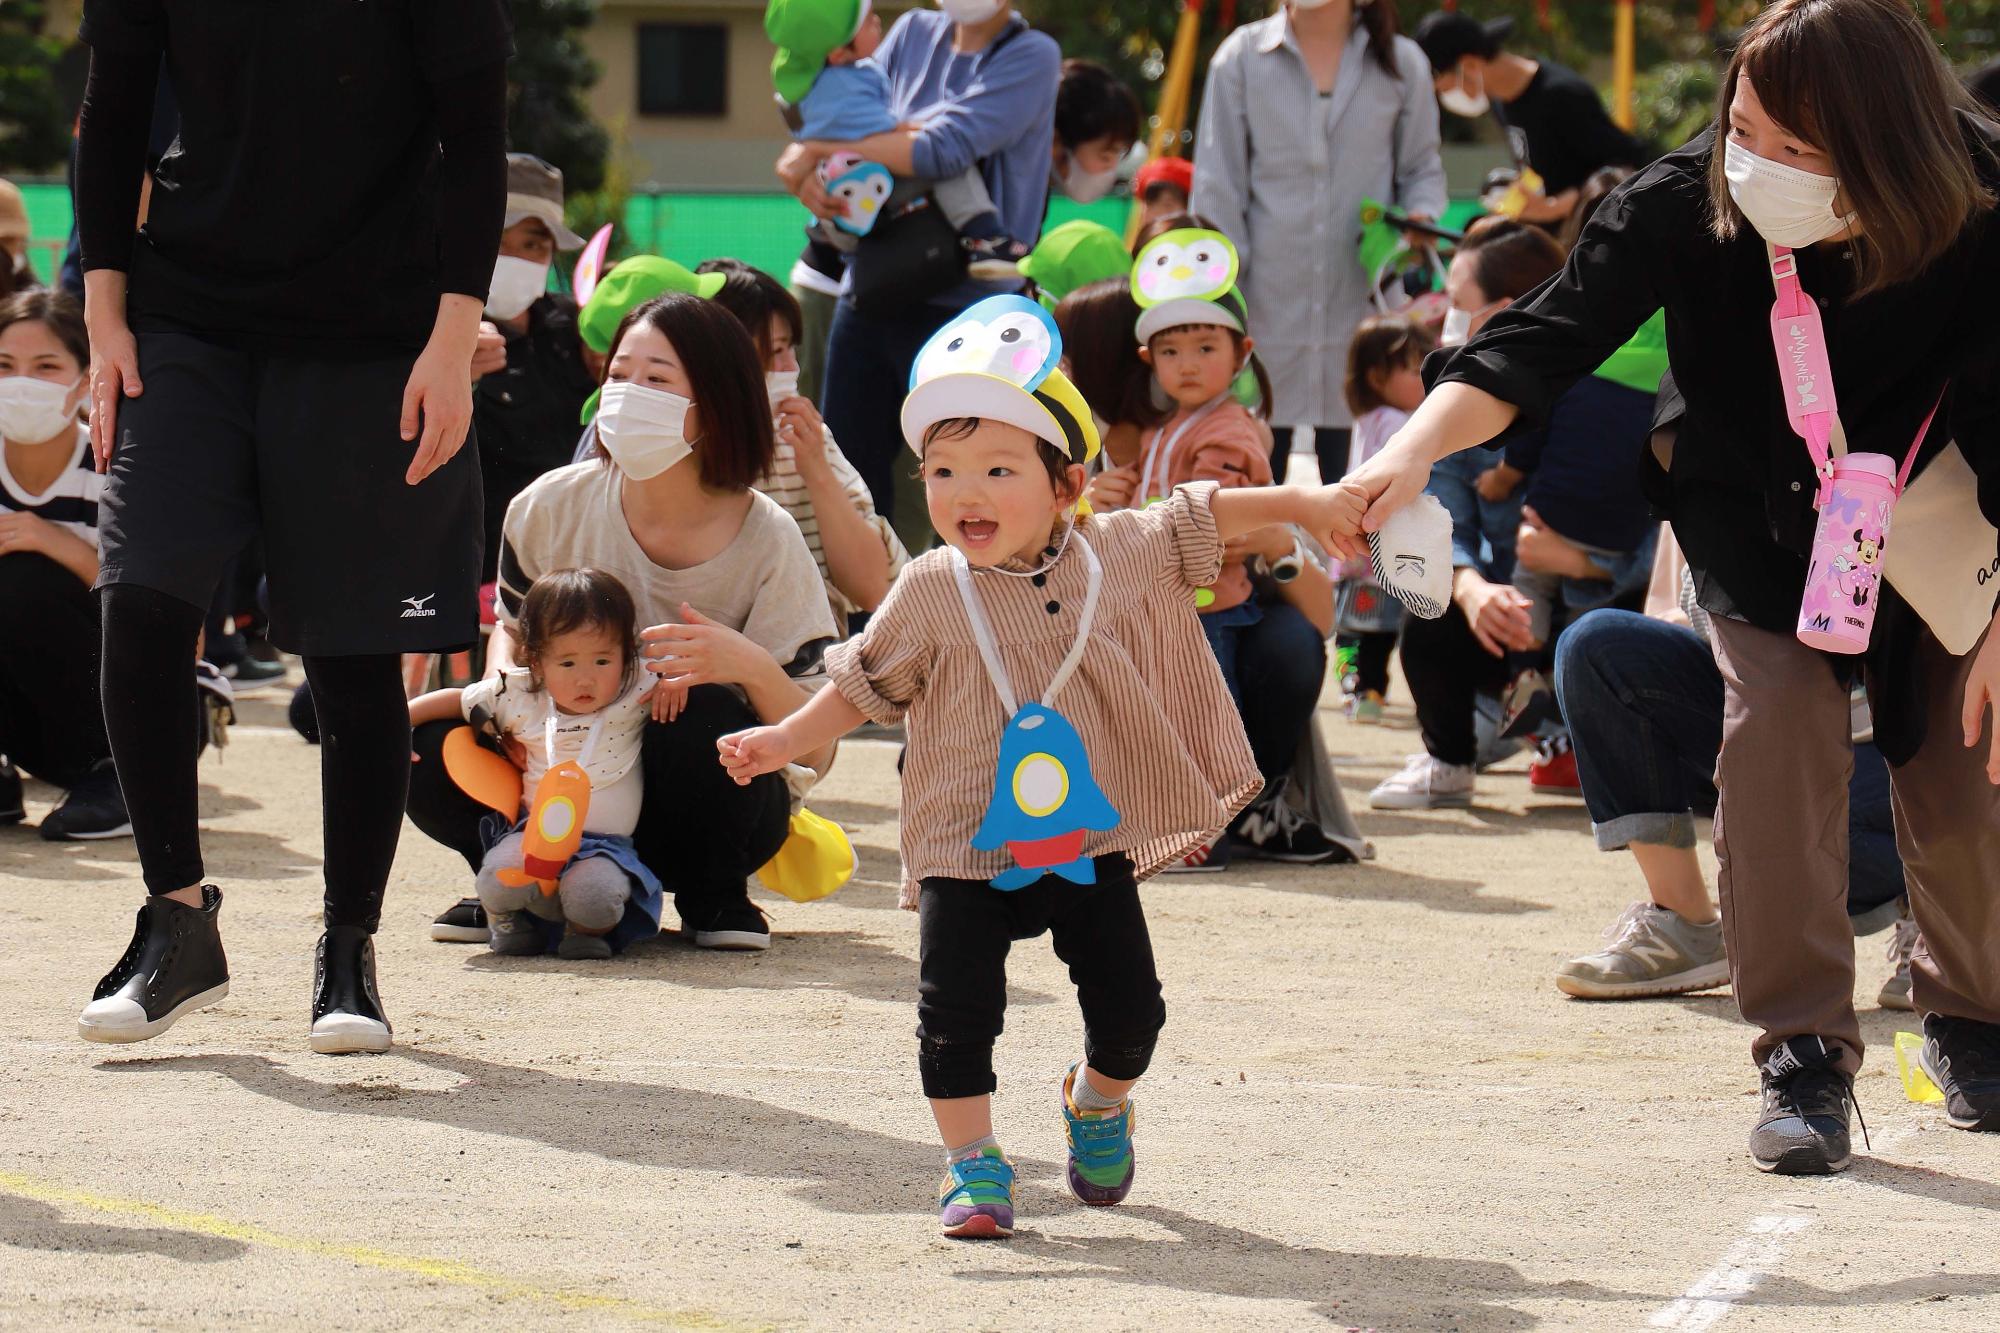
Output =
[
  {"x1": 1426, "y1": 449, "x2": 1522, "y2": 584},
  {"x1": 1553, "y1": 609, "x2": 1903, "y2": 914},
  {"x1": 1202, "y1": 598, "x2": 1326, "y2": 778}
]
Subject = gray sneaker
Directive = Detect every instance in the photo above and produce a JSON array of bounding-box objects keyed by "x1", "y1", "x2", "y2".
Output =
[
  {"x1": 1555, "y1": 903, "x2": 1730, "y2": 999},
  {"x1": 1878, "y1": 901, "x2": 1917, "y2": 1011},
  {"x1": 486, "y1": 910, "x2": 546, "y2": 956}
]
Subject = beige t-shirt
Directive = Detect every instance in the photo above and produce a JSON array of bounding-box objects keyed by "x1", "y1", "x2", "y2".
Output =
[{"x1": 497, "y1": 461, "x2": 842, "y2": 799}]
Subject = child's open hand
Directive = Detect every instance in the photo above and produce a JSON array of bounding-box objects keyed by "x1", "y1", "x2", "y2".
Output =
[
  {"x1": 1304, "y1": 481, "x2": 1371, "y2": 562},
  {"x1": 717, "y1": 725, "x2": 795, "y2": 786}
]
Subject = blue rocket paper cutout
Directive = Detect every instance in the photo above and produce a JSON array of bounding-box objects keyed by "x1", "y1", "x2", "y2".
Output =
[{"x1": 970, "y1": 703, "x2": 1121, "y2": 890}]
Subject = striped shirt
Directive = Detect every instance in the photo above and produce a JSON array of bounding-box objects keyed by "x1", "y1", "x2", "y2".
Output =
[
  {"x1": 757, "y1": 426, "x2": 909, "y2": 622},
  {"x1": 826, "y1": 482, "x2": 1262, "y2": 898},
  {"x1": 1, "y1": 429, "x2": 100, "y2": 551}
]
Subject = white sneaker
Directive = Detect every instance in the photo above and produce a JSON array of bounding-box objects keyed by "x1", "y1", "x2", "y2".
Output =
[
  {"x1": 1554, "y1": 903, "x2": 1729, "y2": 999},
  {"x1": 1368, "y1": 754, "x2": 1473, "y2": 810}
]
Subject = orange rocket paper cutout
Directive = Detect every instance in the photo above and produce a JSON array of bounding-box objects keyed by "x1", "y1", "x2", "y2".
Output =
[
  {"x1": 442, "y1": 725, "x2": 525, "y2": 817},
  {"x1": 496, "y1": 760, "x2": 592, "y2": 898}
]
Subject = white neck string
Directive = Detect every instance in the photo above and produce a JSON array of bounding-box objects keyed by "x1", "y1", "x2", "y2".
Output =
[{"x1": 950, "y1": 533, "x2": 1103, "y2": 717}]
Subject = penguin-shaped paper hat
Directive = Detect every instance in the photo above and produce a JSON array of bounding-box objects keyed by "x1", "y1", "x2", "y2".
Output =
[
  {"x1": 899, "y1": 295, "x2": 1100, "y2": 466},
  {"x1": 1130, "y1": 227, "x2": 1249, "y2": 343}
]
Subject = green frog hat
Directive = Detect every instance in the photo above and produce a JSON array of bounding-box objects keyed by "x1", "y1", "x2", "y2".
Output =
[
  {"x1": 899, "y1": 295, "x2": 1100, "y2": 468},
  {"x1": 1130, "y1": 227, "x2": 1249, "y2": 343}
]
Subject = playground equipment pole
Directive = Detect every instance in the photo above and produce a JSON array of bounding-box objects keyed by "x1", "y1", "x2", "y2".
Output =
[{"x1": 1612, "y1": 0, "x2": 1636, "y2": 129}]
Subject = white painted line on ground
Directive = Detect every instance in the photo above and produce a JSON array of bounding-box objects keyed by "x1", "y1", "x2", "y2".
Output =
[{"x1": 1649, "y1": 1124, "x2": 1921, "y2": 1331}]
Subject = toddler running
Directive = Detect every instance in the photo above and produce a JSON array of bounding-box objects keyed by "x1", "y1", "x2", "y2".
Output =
[
  {"x1": 409, "y1": 569, "x2": 664, "y2": 959},
  {"x1": 765, "y1": 0, "x2": 1027, "y2": 276},
  {"x1": 716, "y1": 295, "x2": 1362, "y2": 1237}
]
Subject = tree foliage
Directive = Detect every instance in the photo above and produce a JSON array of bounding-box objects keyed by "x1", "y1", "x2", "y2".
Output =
[
  {"x1": 0, "y1": 1, "x2": 72, "y2": 174},
  {"x1": 506, "y1": 0, "x2": 610, "y2": 196}
]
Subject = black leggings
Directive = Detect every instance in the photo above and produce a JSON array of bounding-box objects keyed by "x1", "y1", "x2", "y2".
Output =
[
  {"x1": 1269, "y1": 425, "x2": 1352, "y2": 485},
  {"x1": 915, "y1": 856, "x2": 1164, "y2": 1101},
  {"x1": 1399, "y1": 598, "x2": 1509, "y2": 768},
  {"x1": 101, "y1": 583, "x2": 408, "y2": 929}
]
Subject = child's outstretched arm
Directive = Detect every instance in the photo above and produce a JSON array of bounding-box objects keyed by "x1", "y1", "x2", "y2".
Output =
[
  {"x1": 717, "y1": 685, "x2": 868, "y2": 786},
  {"x1": 1210, "y1": 483, "x2": 1368, "y2": 557}
]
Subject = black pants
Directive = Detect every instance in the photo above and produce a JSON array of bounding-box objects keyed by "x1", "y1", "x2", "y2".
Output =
[
  {"x1": 0, "y1": 552, "x2": 108, "y2": 789},
  {"x1": 1269, "y1": 425, "x2": 1352, "y2": 486},
  {"x1": 101, "y1": 584, "x2": 408, "y2": 927},
  {"x1": 916, "y1": 855, "x2": 1165, "y2": 1100},
  {"x1": 1343, "y1": 631, "x2": 1397, "y2": 697},
  {"x1": 406, "y1": 684, "x2": 792, "y2": 925},
  {"x1": 819, "y1": 298, "x2": 953, "y2": 523},
  {"x1": 1400, "y1": 599, "x2": 1508, "y2": 768}
]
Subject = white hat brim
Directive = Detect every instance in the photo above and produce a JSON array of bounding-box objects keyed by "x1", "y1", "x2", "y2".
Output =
[
  {"x1": 900, "y1": 372, "x2": 1068, "y2": 456},
  {"x1": 1135, "y1": 297, "x2": 1245, "y2": 344}
]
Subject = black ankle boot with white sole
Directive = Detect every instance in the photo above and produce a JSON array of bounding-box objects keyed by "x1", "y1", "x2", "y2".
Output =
[
  {"x1": 78, "y1": 886, "x2": 231, "y2": 1043},
  {"x1": 311, "y1": 925, "x2": 392, "y2": 1054}
]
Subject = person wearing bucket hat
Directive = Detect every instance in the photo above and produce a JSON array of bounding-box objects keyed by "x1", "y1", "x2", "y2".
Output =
[
  {"x1": 1413, "y1": 10, "x2": 1645, "y2": 223},
  {"x1": 1018, "y1": 220, "x2": 1130, "y2": 313},
  {"x1": 765, "y1": 0, "x2": 1029, "y2": 276},
  {"x1": 471, "y1": 154, "x2": 599, "y2": 576},
  {"x1": 716, "y1": 292, "x2": 1370, "y2": 1238}
]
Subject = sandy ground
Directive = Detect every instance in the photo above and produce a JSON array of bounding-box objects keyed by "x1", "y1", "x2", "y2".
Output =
[{"x1": 3, "y1": 673, "x2": 1997, "y2": 1333}]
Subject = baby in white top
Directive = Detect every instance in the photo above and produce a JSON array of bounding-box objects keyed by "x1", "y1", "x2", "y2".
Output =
[{"x1": 409, "y1": 569, "x2": 667, "y2": 960}]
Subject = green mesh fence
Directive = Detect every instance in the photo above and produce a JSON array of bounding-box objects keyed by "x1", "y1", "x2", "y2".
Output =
[{"x1": 15, "y1": 183, "x2": 1481, "y2": 290}]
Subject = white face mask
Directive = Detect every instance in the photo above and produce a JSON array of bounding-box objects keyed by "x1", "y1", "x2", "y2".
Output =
[
  {"x1": 1057, "y1": 155, "x2": 1121, "y2": 203},
  {"x1": 1290, "y1": 0, "x2": 1338, "y2": 9},
  {"x1": 765, "y1": 369, "x2": 800, "y2": 410},
  {"x1": 938, "y1": 0, "x2": 1003, "y2": 23},
  {"x1": 1439, "y1": 298, "x2": 1500, "y2": 348},
  {"x1": 1438, "y1": 66, "x2": 1489, "y2": 119},
  {"x1": 0, "y1": 375, "x2": 80, "y2": 443},
  {"x1": 597, "y1": 380, "x2": 695, "y2": 480},
  {"x1": 1723, "y1": 138, "x2": 1855, "y2": 249},
  {"x1": 485, "y1": 255, "x2": 550, "y2": 321}
]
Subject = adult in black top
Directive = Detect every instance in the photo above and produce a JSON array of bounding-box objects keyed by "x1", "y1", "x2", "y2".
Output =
[
  {"x1": 1352, "y1": 0, "x2": 2000, "y2": 1174},
  {"x1": 1415, "y1": 12, "x2": 1647, "y2": 224},
  {"x1": 72, "y1": 0, "x2": 510, "y2": 1055}
]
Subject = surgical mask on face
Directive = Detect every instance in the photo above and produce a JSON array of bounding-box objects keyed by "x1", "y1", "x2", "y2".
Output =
[
  {"x1": 1290, "y1": 0, "x2": 1338, "y2": 9},
  {"x1": 596, "y1": 380, "x2": 694, "y2": 480},
  {"x1": 1440, "y1": 298, "x2": 1502, "y2": 348},
  {"x1": 938, "y1": 0, "x2": 1003, "y2": 22},
  {"x1": 765, "y1": 369, "x2": 800, "y2": 410},
  {"x1": 1723, "y1": 138, "x2": 1855, "y2": 249},
  {"x1": 1058, "y1": 155, "x2": 1120, "y2": 203},
  {"x1": 0, "y1": 375, "x2": 79, "y2": 443},
  {"x1": 1438, "y1": 67, "x2": 1489, "y2": 119},
  {"x1": 485, "y1": 255, "x2": 550, "y2": 321}
]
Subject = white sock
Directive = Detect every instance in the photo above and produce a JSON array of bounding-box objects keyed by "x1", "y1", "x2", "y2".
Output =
[
  {"x1": 1070, "y1": 1064, "x2": 1123, "y2": 1112},
  {"x1": 945, "y1": 1134, "x2": 999, "y2": 1165}
]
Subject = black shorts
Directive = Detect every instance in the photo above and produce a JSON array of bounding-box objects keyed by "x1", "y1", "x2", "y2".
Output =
[{"x1": 97, "y1": 318, "x2": 483, "y2": 655}]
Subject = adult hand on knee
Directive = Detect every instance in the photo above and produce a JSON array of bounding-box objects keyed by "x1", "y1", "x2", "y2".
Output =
[{"x1": 1962, "y1": 611, "x2": 2000, "y2": 783}]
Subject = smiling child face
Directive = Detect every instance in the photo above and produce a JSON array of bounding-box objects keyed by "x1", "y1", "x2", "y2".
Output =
[{"x1": 921, "y1": 420, "x2": 1084, "y2": 568}]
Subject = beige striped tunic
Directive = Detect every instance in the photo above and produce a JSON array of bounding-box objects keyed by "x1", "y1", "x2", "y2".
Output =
[{"x1": 826, "y1": 482, "x2": 1261, "y2": 899}]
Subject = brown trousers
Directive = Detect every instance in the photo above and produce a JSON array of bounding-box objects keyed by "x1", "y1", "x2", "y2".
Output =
[{"x1": 1712, "y1": 616, "x2": 2000, "y2": 1075}]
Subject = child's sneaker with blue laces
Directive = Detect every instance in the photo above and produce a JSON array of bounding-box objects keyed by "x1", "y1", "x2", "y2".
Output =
[
  {"x1": 1060, "y1": 1063, "x2": 1136, "y2": 1205},
  {"x1": 937, "y1": 1146, "x2": 1014, "y2": 1238}
]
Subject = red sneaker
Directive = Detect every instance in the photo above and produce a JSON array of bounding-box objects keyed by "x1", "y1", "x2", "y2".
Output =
[{"x1": 1529, "y1": 736, "x2": 1582, "y2": 795}]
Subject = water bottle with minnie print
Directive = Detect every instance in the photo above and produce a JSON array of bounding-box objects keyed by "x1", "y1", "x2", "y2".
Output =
[{"x1": 1796, "y1": 453, "x2": 1898, "y2": 654}]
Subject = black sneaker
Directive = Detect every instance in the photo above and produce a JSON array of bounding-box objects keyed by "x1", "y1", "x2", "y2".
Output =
[
  {"x1": 0, "y1": 755, "x2": 23, "y2": 825},
  {"x1": 311, "y1": 925, "x2": 392, "y2": 1054},
  {"x1": 220, "y1": 654, "x2": 288, "y2": 691},
  {"x1": 963, "y1": 235, "x2": 1030, "y2": 280},
  {"x1": 1498, "y1": 668, "x2": 1559, "y2": 740},
  {"x1": 688, "y1": 900, "x2": 771, "y2": 951},
  {"x1": 39, "y1": 759, "x2": 133, "y2": 842},
  {"x1": 430, "y1": 897, "x2": 489, "y2": 942},
  {"x1": 77, "y1": 886, "x2": 231, "y2": 1043},
  {"x1": 1233, "y1": 780, "x2": 1357, "y2": 865},
  {"x1": 1919, "y1": 1014, "x2": 2000, "y2": 1132},
  {"x1": 1750, "y1": 1036, "x2": 1857, "y2": 1174}
]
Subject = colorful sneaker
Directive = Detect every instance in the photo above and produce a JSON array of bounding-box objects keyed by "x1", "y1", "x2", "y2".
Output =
[
  {"x1": 1878, "y1": 901, "x2": 1917, "y2": 1011},
  {"x1": 1060, "y1": 1064, "x2": 1136, "y2": 1206},
  {"x1": 937, "y1": 1146, "x2": 1014, "y2": 1238},
  {"x1": 1528, "y1": 735, "x2": 1582, "y2": 795},
  {"x1": 1161, "y1": 827, "x2": 1231, "y2": 873},
  {"x1": 1554, "y1": 903, "x2": 1728, "y2": 999},
  {"x1": 1347, "y1": 690, "x2": 1386, "y2": 724}
]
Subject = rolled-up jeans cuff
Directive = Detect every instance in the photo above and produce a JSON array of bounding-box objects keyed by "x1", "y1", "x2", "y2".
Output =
[{"x1": 1593, "y1": 812, "x2": 1696, "y2": 852}]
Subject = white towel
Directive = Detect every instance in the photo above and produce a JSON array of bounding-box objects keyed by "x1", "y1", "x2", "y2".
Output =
[{"x1": 1368, "y1": 494, "x2": 1453, "y2": 621}]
